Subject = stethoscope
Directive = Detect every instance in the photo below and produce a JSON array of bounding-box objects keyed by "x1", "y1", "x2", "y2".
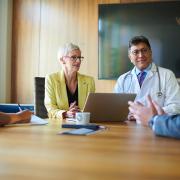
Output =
[{"x1": 122, "y1": 65, "x2": 163, "y2": 98}]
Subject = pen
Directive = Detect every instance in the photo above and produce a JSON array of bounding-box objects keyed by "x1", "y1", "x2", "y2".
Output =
[{"x1": 18, "y1": 103, "x2": 22, "y2": 111}]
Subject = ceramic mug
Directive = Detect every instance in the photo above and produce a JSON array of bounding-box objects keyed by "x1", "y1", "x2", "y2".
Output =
[{"x1": 75, "y1": 112, "x2": 90, "y2": 125}]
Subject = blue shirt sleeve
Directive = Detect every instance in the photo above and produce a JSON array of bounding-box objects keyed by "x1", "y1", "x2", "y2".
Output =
[{"x1": 149, "y1": 115, "x2": 180, "y2": 139}]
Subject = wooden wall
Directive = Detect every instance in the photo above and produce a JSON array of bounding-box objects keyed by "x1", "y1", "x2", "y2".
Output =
[
  {"x1": 11, "y1": 0, "x2": 163, "y2": 103},
  {"x1": 0, "y1": 0, "x2": 12, "y2": 103}
]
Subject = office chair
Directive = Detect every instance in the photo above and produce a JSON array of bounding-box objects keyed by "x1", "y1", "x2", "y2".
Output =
[{"x1": 34, "y1": 77, "x2": 48, "y2": 118}]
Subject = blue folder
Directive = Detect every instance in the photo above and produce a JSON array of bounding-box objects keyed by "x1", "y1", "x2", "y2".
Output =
[{"x1": 0, "y1": 104, "x2": 34, "y2": 113}]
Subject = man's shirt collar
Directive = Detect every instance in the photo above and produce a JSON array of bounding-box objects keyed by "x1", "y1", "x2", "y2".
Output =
[{"x1": 135, "y1": 63, "x2": 152, "y2": 75}]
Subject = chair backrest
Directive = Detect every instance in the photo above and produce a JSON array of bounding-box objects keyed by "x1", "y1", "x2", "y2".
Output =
[{"x1": 34, "y1": 77, "x2": 48, "y2": 118}]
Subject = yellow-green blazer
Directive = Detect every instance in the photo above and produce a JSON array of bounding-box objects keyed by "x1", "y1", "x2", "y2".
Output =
[{"x1": 45, "y1": 71, "x2": 95, "y2": 119}]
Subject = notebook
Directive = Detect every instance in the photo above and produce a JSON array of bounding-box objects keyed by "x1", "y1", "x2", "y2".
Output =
[
  {"x1": 83, "y1": 93, "x2": 136, "y2": 122},
  {"x1": 0, "y1": 103, "x2": 34, "y2": 113}
]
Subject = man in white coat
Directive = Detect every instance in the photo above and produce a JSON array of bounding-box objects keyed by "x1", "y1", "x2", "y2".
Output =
[{"x1": 114, "y1": 36, "x2": 180, "y2": 119}]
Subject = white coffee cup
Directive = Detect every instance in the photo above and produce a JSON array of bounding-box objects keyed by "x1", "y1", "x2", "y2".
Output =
[{"x1": 75, "y1": 112, "x2": 90, "y2": 125}]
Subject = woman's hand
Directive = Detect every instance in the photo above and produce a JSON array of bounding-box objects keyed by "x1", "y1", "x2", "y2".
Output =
[{"x1": 64, "y1": 101, "x2": 80, "y2": 118}]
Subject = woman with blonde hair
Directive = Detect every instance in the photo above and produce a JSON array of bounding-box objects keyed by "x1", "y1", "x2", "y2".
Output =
[{"x1": 45, "y1": 43, "x2": 95, "y2": 119}]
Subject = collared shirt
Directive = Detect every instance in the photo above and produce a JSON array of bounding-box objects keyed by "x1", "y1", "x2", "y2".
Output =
[{"x1": 135, "y1": 63, "x2": 152, "y2": 76}]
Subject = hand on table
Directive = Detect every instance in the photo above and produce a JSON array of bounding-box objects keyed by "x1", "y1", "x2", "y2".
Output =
[
  {"x1": 64, "y1": 101, "x2": 80, "y2": 118},
  {"x1": 14, "y1": 110, "x2": 32, "y2": 124}
]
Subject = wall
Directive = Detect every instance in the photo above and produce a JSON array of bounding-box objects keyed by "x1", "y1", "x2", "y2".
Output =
[
  {"x1": 11, "y1": 0, "x2": 41, "y2": 103},
  {"x1": 11, "y1": 0, "x2": 171, "y2": 103},
  {"x1": 0, "y1": 0, "x2": 12, "y2": 102}
]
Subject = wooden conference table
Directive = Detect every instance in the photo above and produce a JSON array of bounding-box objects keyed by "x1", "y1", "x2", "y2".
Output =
[{"x1": 0, "y1": 119, "x2": 180, "y2": 180}]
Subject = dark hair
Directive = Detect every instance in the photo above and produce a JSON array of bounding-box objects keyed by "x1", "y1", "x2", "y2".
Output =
[{"x1": 128, "y1": 36, "x2": 151, "y2": 50}]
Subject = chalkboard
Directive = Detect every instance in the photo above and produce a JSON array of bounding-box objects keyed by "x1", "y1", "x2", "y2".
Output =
[{"x1": 98, "y1": 1, "x2": 180, "y2": 79}]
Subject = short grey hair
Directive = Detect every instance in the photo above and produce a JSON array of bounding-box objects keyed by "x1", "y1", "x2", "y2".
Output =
[{"x1": 57, "y1": 43, "x2": 80, "y2": 60}]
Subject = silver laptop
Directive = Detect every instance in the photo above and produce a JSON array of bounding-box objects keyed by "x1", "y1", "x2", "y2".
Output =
[{"x1": 83, "y1": 93, "x2": 136, "y2": 122}]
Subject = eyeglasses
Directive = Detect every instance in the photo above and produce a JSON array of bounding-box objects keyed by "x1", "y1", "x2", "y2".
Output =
[
  {"x1": 64, "y1": 56, "x2": 84, "y2": 62},
  {"x1": 131, "y1": 48, "x2": 150, "y2": 56}
]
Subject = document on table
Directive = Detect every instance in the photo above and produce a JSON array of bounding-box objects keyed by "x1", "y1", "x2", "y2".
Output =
[{"x1": 30, "y1": 115, "x2": 48, "y2": 125}]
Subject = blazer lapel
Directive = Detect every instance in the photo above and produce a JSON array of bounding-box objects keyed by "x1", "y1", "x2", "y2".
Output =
[
  {"x1": 57, "y1": 71, "x2": 69, "y2": 109},
  {"x1": 78, "y1": 73, "x2": 88, "y2": 109}
]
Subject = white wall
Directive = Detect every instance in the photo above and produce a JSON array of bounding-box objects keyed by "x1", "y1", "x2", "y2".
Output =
[{"x1": 0, "y1": 0, "x2": 12, "y2": 102}]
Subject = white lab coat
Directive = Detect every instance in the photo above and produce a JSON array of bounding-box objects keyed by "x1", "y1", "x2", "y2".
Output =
[{"x1": 114, "y1": 63, "x2": 180, "y2": 114}]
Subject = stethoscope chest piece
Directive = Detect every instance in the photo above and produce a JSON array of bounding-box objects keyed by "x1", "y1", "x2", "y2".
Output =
[{"x1": 157, "y1": 91, "x2": 163, "y2": 98}]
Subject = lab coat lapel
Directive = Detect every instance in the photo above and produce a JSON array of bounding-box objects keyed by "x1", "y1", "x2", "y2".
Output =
[
  {"x1": 131, "y1": 67, "x2": 141, "y2": 91},
  {"x1": 144, "y1": 63, "x2": 157, "y2": 81}
]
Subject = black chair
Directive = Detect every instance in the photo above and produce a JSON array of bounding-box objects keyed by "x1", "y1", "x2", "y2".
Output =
[{"x1": 34, "y1": 77, "x2": 48, "y2": 118}]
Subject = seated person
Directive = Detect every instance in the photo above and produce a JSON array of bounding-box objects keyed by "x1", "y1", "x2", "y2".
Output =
[
  {"x1": 0, "y1": 110, "x2": 32, "y2": 126},
  {"x1": 114, "y1": 36, "x2": 180, "y2": 118},
  {"x1": 128, "y1": 95, "x2": 180, "y2": 139},
  {"x1": 45, "y1": 43, "x2": 95, "y2": 119}
]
